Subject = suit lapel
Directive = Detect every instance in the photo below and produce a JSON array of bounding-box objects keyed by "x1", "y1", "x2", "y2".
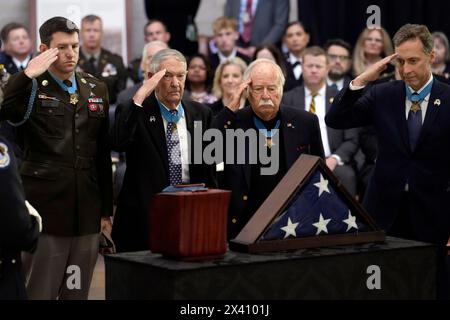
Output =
[
  {"x1": 238, "y1": 108, "x2": 253, "y2": 187},
  {"x1": 75, "y1": 73, "x2": 91, "y2": 112},
  {"x1": 183, "y1": 100, "x2": 198, "y2": 178},
  {"x1": 97, "y1": 50, "x2": 108, "y2": 78},
  {"x1": 281, "y1": 107, "x2": 300, "y2": 168},
  {"x1": 416, "y1": 79, "x2": 444, "y2": 149},
  {"x1": 144, "y1": 94, "x2": 169, "y2": 173},
  {"x1": 38, "y1": 72, "x2": 72, "y2": 109},
  {"x1": 393, "y1": 81, "x2": 410, "y2": 152},
  {"x1": 325, "y1": 86, "x2": 338, "y2": 149}
]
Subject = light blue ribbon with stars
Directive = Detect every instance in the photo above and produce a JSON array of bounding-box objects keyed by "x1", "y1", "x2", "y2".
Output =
[
  {"x1": 405, "y1": 78, "x2": 433, "y2": 104},
  {"x1": 49, "y1": 72, "x2": 77, "y2": 94},
  {"x1": 253, "y1": 116, "x2": 281, "y2": 139},
  {"x1": 157, "y1": 100, "x2": 184, "y2": 123}
]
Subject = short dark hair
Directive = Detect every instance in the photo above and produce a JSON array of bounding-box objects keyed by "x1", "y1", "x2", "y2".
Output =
[
  {"x1": 324, "y1": 38, "x2": 352, "y2": 57},
  {"x1": 302, "y1": 46, "x2": 328, "y2": 63},
  {"x1": 81, "y1": 14, "x2": 102, "y2": 26},
  {"x1": 393, "y1": 24, "x2": 433, "y2": 55},
  {"x1": 1, "y1": 22, "x2": 29, "y2": 43},
  {"x1": 39, "y1": 16, "x2": 79, "y2": 46},
  {"x1": 284, "y1": 20, "x2": 310, "y2": 36},
  {"x1": 144, "y1": 19, "x2": 169, "y2": 35}
]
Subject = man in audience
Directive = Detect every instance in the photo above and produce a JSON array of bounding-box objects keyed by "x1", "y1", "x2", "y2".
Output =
[
  {"x1": 283, "y1": 46, "x2": 359, "y2": 196},
  {"x1": 78, "y1": 14, "x2": 127, "y2": 104},
  {"x1": 324, "y1": 38, "x2": 353, "y2": 91}
]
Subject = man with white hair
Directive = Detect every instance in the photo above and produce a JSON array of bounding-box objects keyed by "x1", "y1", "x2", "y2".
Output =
[
  {"x1": 214, "y1": 58, "x2": 324, "y2": 239},
  {"x1": 111, "y1": 49, "x2": 216, "y2": 252},
  {"x1": 117, "y1": 41, "x2": 168, "y2": 105}
]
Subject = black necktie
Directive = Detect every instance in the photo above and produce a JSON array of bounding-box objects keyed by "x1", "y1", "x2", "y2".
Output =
[
  {"x1": 291, "y1": 61, "x2": 301, "y2": 68},
  {"x1": 63, "y1": 80, "x2": 72, "y2": 87},
  {"x1": 89, "y1": 57, "x2": 97, "y2": 75},
  {"x1": 407, "y1": 93, "x2": 422, "y2": 150}
]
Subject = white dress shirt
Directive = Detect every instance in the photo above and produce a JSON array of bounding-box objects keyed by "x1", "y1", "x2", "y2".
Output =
[
  {"x1": 135, "y1": 97, "x2": 191, "y2": 183},
  {"x1": 288, "y1": 53, "x2": 302, "y2": 80},
  {"x1": 218, "y1": 48, "x2": 238, "y2": 64},
  {"x1": 12, "y1": 55, "x2": 31, "y2": 70},
  {"x1": 327, "y1": 77, "x2": 345, "y2": 91}
]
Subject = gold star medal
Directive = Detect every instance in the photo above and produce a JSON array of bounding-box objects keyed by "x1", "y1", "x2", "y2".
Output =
[
  {"x1": 265, "y1": 138, "x2": 275, "y2": 149},
  {"x1": 410, "y1": 102, "x2": 421, "y2": 113},
  {"x1": 70, "y1": 93, "x2": 79, "y2": 105}
]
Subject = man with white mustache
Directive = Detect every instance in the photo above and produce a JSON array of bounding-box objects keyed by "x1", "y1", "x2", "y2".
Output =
[{"x1": 214, "y1": 58, "x2": 324, "y2": 239}]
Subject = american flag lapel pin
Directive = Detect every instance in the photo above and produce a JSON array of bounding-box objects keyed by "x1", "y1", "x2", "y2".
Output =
[{"x1": 434, "y1": 99, "x2": 441, "y2": 107}]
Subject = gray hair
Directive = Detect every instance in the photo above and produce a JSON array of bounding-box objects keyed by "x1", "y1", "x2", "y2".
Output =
[
  {"x1": 149, "y1": 48, "x2": 186, "y2": 73},
  {"x1": 393, "y1": 24, "x2": 433, "y2": 55},
  {"x1": 141, "y1": 40, "x2": 169, "y2": 71},
  {"x1": 243, "y1": 58, "x2": 286, "y2": 92}
]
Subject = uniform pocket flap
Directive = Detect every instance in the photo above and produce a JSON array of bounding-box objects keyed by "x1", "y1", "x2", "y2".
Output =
[{"x1": 20, "y1": 162, "x2": 61, "y2": 180}]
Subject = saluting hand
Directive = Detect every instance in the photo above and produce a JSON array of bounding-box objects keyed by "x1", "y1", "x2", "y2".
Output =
[
  {"x1": 24, "y1": 48, "x2": 59, "y2": 79},
  {"x1": 227, "y1": 79, "x2": 252, "y2": 113},
  {"x1": 133, "y1": 69, "x2": 166, "y2": 106},
  {"x1": 352, "y1": 53, "x2": 398, "y2": 87}
]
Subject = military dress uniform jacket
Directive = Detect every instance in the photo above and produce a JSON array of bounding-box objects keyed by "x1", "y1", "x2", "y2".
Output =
[
  {"x1": 0, "y1": 71, "x2": 113, "y2": 236},
  {"x1": 78, "y1": 48, "x2": 127, "y2": 104},
  {"x1": 0, "y1": 136, "x2": 39, "y2": 299}
]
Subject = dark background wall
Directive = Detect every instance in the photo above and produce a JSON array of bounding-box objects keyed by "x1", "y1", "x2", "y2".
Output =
[{"x1": 298, "y1": 0, "x2": 450, "y2": 46}]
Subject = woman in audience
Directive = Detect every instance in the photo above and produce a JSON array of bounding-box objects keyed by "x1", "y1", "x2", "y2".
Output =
[
  {"x1": 185, "y1": 53, "x2": 217, "y2": 104},
  {"x1": 253, "y1": 44, "x2": 287, "y2": 77},
  {"x1": 353, "y1": 27, "x2": 393, "y2": 77},
  {"x1": 209, "y1": 57, "x2": 247, "y2": 115},
  {"x1": 431, "y1": 31, "x2": 450, "y2": 79}
]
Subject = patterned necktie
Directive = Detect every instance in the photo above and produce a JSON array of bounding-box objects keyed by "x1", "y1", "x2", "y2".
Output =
[
  {"x1": 242, "y1": 0, "x2": 253, "y2": 43},
  {"x1": 166, "y1": 110, "x2": 182, "y2": 186},
  {"x1": 407, "y1": 93, "x2": 422, "y2": 150},
  {"x1": 309, "y1": 92, "x2": 318, "y2": 114}
]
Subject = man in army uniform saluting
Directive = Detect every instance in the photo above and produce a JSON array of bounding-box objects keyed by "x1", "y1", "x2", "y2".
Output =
[{"x1": 0, "y1": 16, "x2": 113, "y2": 299}]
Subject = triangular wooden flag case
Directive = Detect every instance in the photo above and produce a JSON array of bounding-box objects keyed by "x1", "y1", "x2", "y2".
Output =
[{"x1": 229, "y1": 155, "x2": 385, "y2": 253}]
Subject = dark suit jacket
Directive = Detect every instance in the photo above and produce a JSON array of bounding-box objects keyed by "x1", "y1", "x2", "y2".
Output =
[
  {"x1": 78, "y1": 48, "x2": 127, "y2": 104},
  {"x1": 1, "y1": 71, "x2": 113, "y2": 236},
  {"x1": 213, "y1": 105, "x2": 324, "y2": 239},
  {"x1": 0, "y1": 136, "x2": 39, "y2": 300},
  {"x1": 0, "y1": 52, "x2": 32, "y2": 74},
  {"x1": 325, "y1": 79, "x2": 450, "y2": 245},
  {"x1": 111, "y1": 93, "x2": 217, "y2": 252},
  {"x1": 284, "y1": 61, "x2": 303, "y2": 92},
  {"x1": 225, "y1": 0, "x2": 289, "y2": 46},
  {"x1": 282, "y1": 85, "x2": 359, "y2": 164}
]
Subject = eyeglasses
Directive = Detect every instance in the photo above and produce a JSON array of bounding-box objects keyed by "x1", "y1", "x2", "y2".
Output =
[
  {"x1": 328, "y1": 54, "x2": 350, "y2": 61},
  {"x1": 365, "y1": 37, "x2": 383, "y2": 43},
  {"x1": 250, "y1": 85, "x2": 279, "y2": 95}
]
